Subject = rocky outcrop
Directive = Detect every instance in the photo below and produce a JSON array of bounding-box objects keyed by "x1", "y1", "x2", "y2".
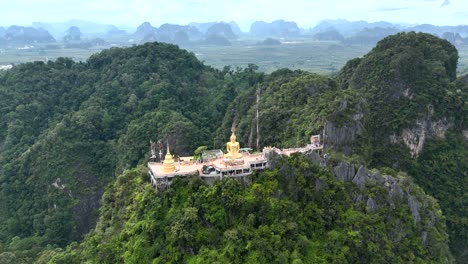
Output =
[
  {"x1": 333, "y1": 161, "x2": 355, "y2": 182},
  {"x1": 268, "y1": 151, "x2": 447, "y2": 257},
  {"x1": 370, "y1": 171, "x2": 385, "y2": 185},
  {"x1": 306, "y1": 151, "x2": 326, "y2": 166},
  {"x1": 352, "y1": 166, "x2": 370, "y2": 189},
  {"x1": 366, "y1": 197, "x2": 377, "y2": 213},
  {"x1": 408, "y1": 195, "x2": 421, "y2": 224},
  {"x1": 73, "y1": 190, "x2": 103, "y2": 238},
  {"x1": 389, "y1": 182, "x2": 404, "y2": 199},
  {"x1": 52, "y1": 177, "x2": 66, "y2": 190},
  {"x1": 133, "y1": 22, "x2": 157, "y2": 40},
  {"x1": 396, "y1": 117, "x2": 451, "y2": 157},
  {"x1": 329, "y1": 159, "x2": 423, "y2": 225},
  {"x1": 323, "y1": 100, "x2": 365, "y2": 155},
  {"x1": 315, "y1": 179, "x2": 322, "y2": 192},
  {"x1": 324, "y1": 120, "x2": 363, "y2": 155}
]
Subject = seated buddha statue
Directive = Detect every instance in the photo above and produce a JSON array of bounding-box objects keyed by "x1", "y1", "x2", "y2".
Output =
[{"x1": 225, "y1": 132, "x2": 242, "y2": 160}]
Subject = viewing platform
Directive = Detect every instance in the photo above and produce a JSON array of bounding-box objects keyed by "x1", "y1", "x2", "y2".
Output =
[
  {"x1": 148, "y1": 152, "x2": 269, "y2": 190},
  {"x1": 148, "y1": 144, "x2": 323, "y2": 191},
  {"x1": 148, "y1": 132, "x2": 323, "y2": 191}
]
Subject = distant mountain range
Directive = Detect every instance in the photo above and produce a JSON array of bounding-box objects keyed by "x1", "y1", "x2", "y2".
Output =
[
  {"x1": 1, "y1": 19, "x2": 468, "y2": 47},
  {"x1": 0, "y1": 25, "x2": 55, "y2": 45}
]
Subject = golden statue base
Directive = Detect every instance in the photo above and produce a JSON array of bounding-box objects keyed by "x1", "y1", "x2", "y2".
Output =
[{"x1": 223, "y1": 157, "x2": 244, "y2": 166}]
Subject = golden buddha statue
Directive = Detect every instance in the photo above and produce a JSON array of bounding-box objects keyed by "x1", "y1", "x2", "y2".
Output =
[
  {"x1": 162, "y1": 143, "x2": 176, "y2": 173},
  {"x1": 225, "y1": 132, "x2": 242, "y2": 160}
]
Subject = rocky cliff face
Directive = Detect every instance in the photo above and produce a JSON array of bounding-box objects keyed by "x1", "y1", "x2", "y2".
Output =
[
  {"x1": 322, "y1": 153, "x2": 445, "y2": 244},
  {"x1": 323, "y1": 119, "x2": 362, "y2": 155},
  {"x1": 323, "y1": 99, "x2": 365, "y2": 155},
  {"x1": 389, "y1": 103, "x2": 453, "y2": 157},
  {"x1": 329, "y1": 32, "x2": 460, "y2": 161},
  {"x1": 262, "y1": 151, "x2": 453, "y2": 261},
  {"x1": 397, "y1": 117, "x2": 451, "y2": 157}
]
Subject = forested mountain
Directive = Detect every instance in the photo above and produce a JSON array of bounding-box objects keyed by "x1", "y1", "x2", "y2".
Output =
[
  {"x1": 41, "y1": 153, "x2": 452, "y2": 263},
  {"x1": 0, "y1": 42, "x2": 258, "y2": 262},
  {"x1": 219, "y1": 32, "x2": 467, "y2": 262},
  {"x1": 0, "y1": 32, "x2": 466, "y2": 262}
]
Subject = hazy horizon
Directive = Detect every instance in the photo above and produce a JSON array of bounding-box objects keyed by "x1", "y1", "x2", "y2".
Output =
[{"x1": 1, "y1": 0, "x2": 467, "y2": 31}]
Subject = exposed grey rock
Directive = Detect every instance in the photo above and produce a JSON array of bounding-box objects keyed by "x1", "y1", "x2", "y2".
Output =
[
  {"x1": 52, "y1": 177, "x2": 66, "y2": 190},
  {"x1": 398, "y1": 117, "x2": 451, "y2": 157},
  {"x1": 323, "y1": 119, "x2": 363, "y2": 155},
  {"x1": 73, "y1": 190, "x2": 103, "y2": 238},
  {"x1": 401, "y1": 123, "x2": 427, "y2": 158},
  {"x1": 421, "y1": 231, "x2": 428, "y2": 247},
  {"x1": 389, "y1": 133, "x2": 399, "y2": 144},
  {"x1": 408, "y1": 195, "x2": 421, "y2": 224},
  {"x1": 389, "y1": 219, "x2": 407, "y2": 242},
  {"x1": 366, "y1": 197, "x2": 378, "y2": 213},
  {"x1": 305, "y1": 151, "x2": 325, "y2": 166},
  {"x1": 389, "y1": 182, "x2": 404, "y2": 199},
  {"x1": 428, "y1": 118, "x2": 451, "y2": 138},
  {"x1": 385, "y1": 174, "x2": 397, "y2": 183},
  {"x1": 323, "y1": 100, "x2": 365, "y2": 154},
  {"x1": 371, "y1": 171, "x2": 385, "y2": 185},
  {"x1": 315, "y1": 179, "x2": 322, "y2": 192},
  {"x1": 338, "y1": 100, "x2": 348, "y2": 111},
  {"x1": 430, "y1": 212, "x2": 436, "y2": 227},
  {"x1": 354, "y1": 194, "x2": 364, "y2": 204},
  {"x1": 333, "y1": 161, "x2": 355, "y2": 182},
  {"x1": 352, "y1": 166, "x2": 369, "y2": 189}
]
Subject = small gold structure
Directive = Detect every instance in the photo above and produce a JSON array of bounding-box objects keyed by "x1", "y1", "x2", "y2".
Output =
[{"x1": 162, "y1": 143, "x2": 176, "y2": 173}]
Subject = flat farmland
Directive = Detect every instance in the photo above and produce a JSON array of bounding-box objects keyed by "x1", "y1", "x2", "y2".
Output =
[
  {"x1": 189, "y1": 39, "x2": 373, "y2": 75},
  {"x1": 1, "y1": 39, "x2": 467, "y2": 76}
]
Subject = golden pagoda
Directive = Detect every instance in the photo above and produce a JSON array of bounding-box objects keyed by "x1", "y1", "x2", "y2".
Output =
[{"x1": 162, "y1": 143, "x2": 176, "y2": 173}]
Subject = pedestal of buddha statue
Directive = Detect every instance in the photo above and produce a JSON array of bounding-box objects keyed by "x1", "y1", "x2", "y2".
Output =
[{"x1": 223, "y1": 132, "x2": 244, "y2": 165}]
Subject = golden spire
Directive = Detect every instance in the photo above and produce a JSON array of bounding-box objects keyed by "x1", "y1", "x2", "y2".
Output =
[{"x1": 162, "y1": 142, "x2": 176, "y2": 173}]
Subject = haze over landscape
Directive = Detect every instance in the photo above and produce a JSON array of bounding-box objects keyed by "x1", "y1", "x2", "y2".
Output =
[
  {"x1": 0, "y1": 1, "x2": 467, "y2": 264},
  {"x1": 1, "y1": 0, "x2": 466, "y2": 30}
]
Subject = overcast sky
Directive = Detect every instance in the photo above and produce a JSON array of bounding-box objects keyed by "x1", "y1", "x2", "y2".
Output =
[{"x1": 1, "y1": 0, "x2": 466, "y2": 30}]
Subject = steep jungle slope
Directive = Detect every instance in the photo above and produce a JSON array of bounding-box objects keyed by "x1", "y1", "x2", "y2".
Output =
[
  {"x1": 219, "y1": 32, "x2": 466, "y2": 261},
  {"x1": 42, "y1": 153, "x2": 453, "y2": 263},
  {"x1": 0, "y1": 42, "x2": 258, "y2": 259},
  {"x1": 337, "y1": 32, "x2": 467, "y2": 261}
]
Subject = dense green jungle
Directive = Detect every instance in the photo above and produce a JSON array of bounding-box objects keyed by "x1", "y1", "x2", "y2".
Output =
[{"x1": 0, "y1": 32, "x2": 466, "y2": 263}]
